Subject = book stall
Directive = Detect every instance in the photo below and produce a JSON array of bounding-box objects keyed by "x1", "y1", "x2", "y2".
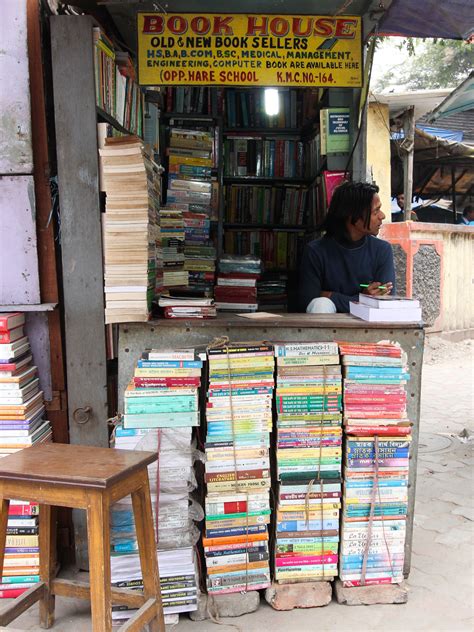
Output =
[{"x1": 0, "y1": 4, "x2": 431, "y2": 624}]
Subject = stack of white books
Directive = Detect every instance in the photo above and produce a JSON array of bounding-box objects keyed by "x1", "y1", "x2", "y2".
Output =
[{"x1": 350, "y1": 294, "x2": 422, "y2": 323}]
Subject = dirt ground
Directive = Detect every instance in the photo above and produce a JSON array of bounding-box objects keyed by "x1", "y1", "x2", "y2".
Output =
[{"x1": 6, "y1": 334, "x2": 474, "y2": 632}]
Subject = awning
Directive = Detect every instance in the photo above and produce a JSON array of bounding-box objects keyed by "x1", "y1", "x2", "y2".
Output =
[
  {"x1": 391, "y1": 127, "x2": 474, "y2": 196},
  {"x1": 380, "y1": 0, "x2": 474, "y2": 40},
  {"x1": 426, "y1": 72, "x2": 474, "y2": 122}
]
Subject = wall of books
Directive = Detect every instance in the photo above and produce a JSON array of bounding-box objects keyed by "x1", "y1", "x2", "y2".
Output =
[{"x1": 112, "y1": 337, "x2": 413, "y2": 620}]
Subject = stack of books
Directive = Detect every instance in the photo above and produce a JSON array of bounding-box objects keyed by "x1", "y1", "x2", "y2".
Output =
[
  {"x1": 0, "y1": 312, "x2": 52, "y2": 598},
  {"x1": 167, "y1": 126, "x2": 217, "y2": 292},
  {"x1": 338, "y1": 341, "x2": 411, "y2": 587},
  {"x1": 203, "y1": 343, "x2": 275, "y2": 594},
  {"x1": 159, "y1": 207, "x2": 187, "y2": 288},
  {"x1": 350, "y1": 294, "x2": 422, "y2": 323},
  {"x1": 100, "y1": 136, "x2": 162, "y2": 323},
  {"x1": 158, "y1": 294, "x2": 216, "y2": 319},
  {"x1": 257, "y1": 273, "x2": 288, "y2": 311},
  {"x1": 110, "y1": 347, "x2": 204, "y2": 622},
  {"x1": 215, "y1": 255, "x2": 262, "y2": 312},
  {"x1": 273, "y1": 343, "x2": 343, "y2": 583}
]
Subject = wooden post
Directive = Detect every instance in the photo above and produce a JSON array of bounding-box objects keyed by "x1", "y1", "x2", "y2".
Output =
[
  {"x1": 403, "y1": 106, "x2": 415, "y2": 221},
  {"x1": 451, "y1": 166, "x2": 457, "y2": 223}
]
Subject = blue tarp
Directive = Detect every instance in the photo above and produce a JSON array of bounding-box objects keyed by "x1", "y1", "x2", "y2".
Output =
[
  {"x1": 380, "y1": 0, "x2": 474, "y2": 40},
  {"x1": 391, "y1": 126, "x2": 464, "y2": 142}
]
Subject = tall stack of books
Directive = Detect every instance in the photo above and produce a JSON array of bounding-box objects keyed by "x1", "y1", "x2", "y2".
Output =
[
  {"x1": 338, "y1": 341, "x2": 411, "y2": 587},
  {"x1": 100, "y1": 136, "x2": 162, "y2": 323},
  {"x1": 167, "y1": 126, "x2": 217, "y2": 294},
  {"x1": 0, "y1": 313, "x2": 52, "y2": 598},
  {"x1": 215, "y1": 255, "x2": 261, "y2": 312},
  {"x1": 110, "y1": 347, "x2": 204, "y2": 623},
  {"x1": 203, "y1": 343, "x2": 275, "y2": 594},
  {"x1": 273, "y1": 342, "x2": 343, "y2": 583}
]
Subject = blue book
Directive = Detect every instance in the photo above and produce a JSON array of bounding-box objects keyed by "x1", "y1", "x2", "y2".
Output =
[
  {"x1": 124, "y1": 398, "x2": 197, "y2": 414},
  {"x1": 123, "y1": 411, "x2": 199, "y2": 428},
  {"x1": 277, "y1": 519, "x2": 339, "y2": 532},
  {"x1": 137, "y1": 359, "x2": 202, "y2": 368},
  {"x1": 0, "y1": 575, "x2": 40, "y2": 584},
  {"x1": 205, "y1": 524, "x2": 266, "y2": 538},
  {"x1": 345, "y1": 480, "x2": 407, "y2": 488}
]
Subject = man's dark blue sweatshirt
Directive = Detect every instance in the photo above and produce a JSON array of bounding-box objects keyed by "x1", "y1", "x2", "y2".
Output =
[{"x1": 299, "y1": 235, "x2": 396, "y2": 313}]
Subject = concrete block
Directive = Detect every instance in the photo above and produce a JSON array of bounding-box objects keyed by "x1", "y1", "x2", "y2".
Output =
[
  {"x1": 189, "y1": 590, "x2": 260, "y2": 620},
  {"x1": 265, "y1": 581, "x2": 332, "y2": 610},
  {"x1": 334, "y1": 579, "x2": 409, "y2": 605}
]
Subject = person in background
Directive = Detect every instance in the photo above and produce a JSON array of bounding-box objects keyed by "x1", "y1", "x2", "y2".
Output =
[
  {"x1": 299, "y1": 181, "x2": 395, "y2": 314},
  {"x1": 392, "y1": 192, "x2": 418, "y2": 222},
  {"x1": 457, "y1": 205, "x2": 474, "y2": 225}
]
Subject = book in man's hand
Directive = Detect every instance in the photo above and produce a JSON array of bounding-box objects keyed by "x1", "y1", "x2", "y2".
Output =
[{"x1": 350, "y1": 296, "x2": 422, "y2": 323}]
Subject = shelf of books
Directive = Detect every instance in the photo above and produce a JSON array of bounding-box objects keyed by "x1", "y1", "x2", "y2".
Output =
[{"x1": 93, "y1": 26, "x2": 144, "y2": 137}]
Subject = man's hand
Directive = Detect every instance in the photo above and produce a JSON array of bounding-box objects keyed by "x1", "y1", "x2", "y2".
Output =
[{"x1": 361, "y1": 282, "x2": 393, "y2": 296}]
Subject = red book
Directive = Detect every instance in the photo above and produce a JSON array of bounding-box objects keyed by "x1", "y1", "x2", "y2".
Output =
[
  {"x1": 0, "y1": 313, "x2": 25, "y2": 334},
  {"x1": 218, "y1": 273, "x2": 260, "y2": 280},
  {"x1": 344, "y1": 426, "x2": 412, "y2": 436},
  {"x1": 133, "y1": 377, "x2": 200, "y2": 387},
  {"x1": 0, "y1": 587, "x2": 30, "y2": 598},
  {"x1": 0, "y1": 327, "x2": 25, "y2": 344},
  {"x1": 8, "y1": 504, "x2": 39, "y2": 516}
]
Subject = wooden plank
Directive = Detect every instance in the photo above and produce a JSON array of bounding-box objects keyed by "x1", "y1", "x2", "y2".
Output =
[
  {"x1": 50, "y1": 16, "x2": 108, "y2": 447},
  {"x1": 26, "y1": 0, "x2": 69, "y2": 450},
  {"x1": 39, "y1": 505, "x2": 56, "y2": 627},
  {"x1": 0, "y1": 1, "x2": 33, "y2": 174},
  {"x1": 119, "y1": 599, "x2": 159, "y2": 632},
  {"x1": 0, "y1": 583, "x2": 45, "y2": 626},
  {"x1": 52, "y1": 579, "x2": 147, "y2": 609},
  {"x1": 50, "y1": 16, "x2": 109, "y2": 568},
  {"x1": 0, "y1": 303, "x2": 56, "y2": 311},
  {"x1": 0, "y1": 176, "x2": 41, "y2": 304}
]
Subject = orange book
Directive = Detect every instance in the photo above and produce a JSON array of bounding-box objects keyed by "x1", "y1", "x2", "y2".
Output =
[
  {"x1": 207, "y1": 560, "x2": 268, "y2": 574},
  {"x1": 203, "y1": 533, "x2": 268, "y2": 548}
]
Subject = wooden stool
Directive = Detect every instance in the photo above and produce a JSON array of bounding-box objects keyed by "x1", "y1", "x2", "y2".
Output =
[{"x1": 0, "y1": 443, "x2": 165, "y2": 632}]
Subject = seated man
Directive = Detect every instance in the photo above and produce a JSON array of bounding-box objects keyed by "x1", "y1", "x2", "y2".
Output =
[
  {"x1": 392, "y1": 193, "x2": 418, "y2": 222},
  {"x1": 299, "y1": 181, "x2": 395, "y2": 314},
  {"x1": 457, "y1": 205, "x2": 474, "y2": 225}
]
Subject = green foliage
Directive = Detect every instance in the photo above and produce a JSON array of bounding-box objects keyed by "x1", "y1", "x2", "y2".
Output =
[{"x1": 374, "y1": 38, "x2": 473, "y2": 91}]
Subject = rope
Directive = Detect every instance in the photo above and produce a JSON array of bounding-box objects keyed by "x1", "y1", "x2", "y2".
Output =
[
  {"x1": 155, "y1": 428, "x2": 162, "y2": 545},
  {"x1": 360, "y1": 435, "x2": 379, "y2": 586}
]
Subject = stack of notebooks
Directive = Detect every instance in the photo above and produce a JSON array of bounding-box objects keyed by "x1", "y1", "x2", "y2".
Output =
[
  {"x1": 350, "y1": 294, "x2": 422, "y2": 323},
  {"x1": 338, "y1": 341, "x2": 411, "y2": 587},
  {"x1": 158, "y1": 294, "x2": 216, "y2": 319},
  {"x1": 110, "y1": 347, "x2": 204, "y2": 623},
  {"x1": 273, "y1": 342, "x2": 342, "y2": 583},
  {"x1": 203, "y1": 343, "x2": 275, "y2": 594},
  {"x1": 100, "y1": 136, "x2": 162, "y2": 323},
  {"x1": 0, "y1": 312, "x2": 52, "y2": 598},
  {"x1": 215, "y1": 255, "x2": 262, "y2": 312}
]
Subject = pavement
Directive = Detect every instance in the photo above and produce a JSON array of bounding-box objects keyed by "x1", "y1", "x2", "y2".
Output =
[{"x1": 3, "y1": 336, "x2": 473, "y2": 632}]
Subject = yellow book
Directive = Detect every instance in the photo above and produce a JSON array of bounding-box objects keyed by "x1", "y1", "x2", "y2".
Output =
[{"x1": 277, "y1": 355, "x2": 340, "y2": 366}]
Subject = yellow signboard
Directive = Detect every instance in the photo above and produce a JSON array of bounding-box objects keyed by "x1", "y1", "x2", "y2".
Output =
[{"x1": 137, "y1": 13, "x2": 362, "y2": 88}]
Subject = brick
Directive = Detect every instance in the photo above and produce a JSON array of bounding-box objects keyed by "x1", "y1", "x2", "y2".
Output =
[
  {"x1": 189, "y1": 590, "x2": 260, "y2": 620},
  {"x1": 265, "y1": 581, "x2": 332, "y2": 610},
  {"x1": 333, "y1": 579, "x2": 409, "y2": 605}
]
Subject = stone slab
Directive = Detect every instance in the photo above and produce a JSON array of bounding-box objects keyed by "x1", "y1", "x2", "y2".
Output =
[
  {"x1": 334, "y1": 579, "x2": 409, "y2": 605},
  {"x1": 265, "y1": 581, "x2": 332, "y2": 610},
  {"x1": 189, "y1": 590, "x2": 260, "y2": 620}
]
